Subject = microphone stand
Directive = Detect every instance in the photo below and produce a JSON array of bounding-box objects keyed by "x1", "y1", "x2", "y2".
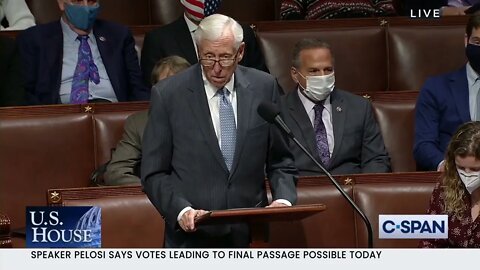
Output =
[
  {"x1": 257, "y1": 102, "x2": 373, "y2": 248},
  {"x1": 290, "y1": 136, "x2": 374, "y2": 248}
]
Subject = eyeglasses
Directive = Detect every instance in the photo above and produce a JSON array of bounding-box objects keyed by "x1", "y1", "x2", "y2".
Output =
[
  {"x1": 199, "y1": 58, "x2": 237, "y2": 68},
  {"x1": 199, "y1": 51, "x2": 239, "y2": 68}
]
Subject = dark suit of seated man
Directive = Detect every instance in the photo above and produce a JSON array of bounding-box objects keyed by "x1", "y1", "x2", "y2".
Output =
[
  {"x1": 140, "y1": 0, "x2": 268, "y2": 87},
  {"x1": 104, "y1": 56, "x2": 191, "y2": 186},
  {"x1": 141, "y1": 14, "x2": 297, "y2": 248},
  {"x1": 414, "y1": 15, "x2": 480, "y2": 171},
  {"x1": 280, "y1": 39, "x2": 391, "y2": 175},
  {"x1": 16, "y1": 0, "x2": 149, "y2": 105},
  {"x1": 0, "y1": 36, "x2": 25, "y2": 107}
]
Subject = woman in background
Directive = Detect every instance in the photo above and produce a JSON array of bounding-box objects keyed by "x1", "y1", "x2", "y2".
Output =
[{"x1": 420, "y1": 121, "x2": 480, "y2": 248}]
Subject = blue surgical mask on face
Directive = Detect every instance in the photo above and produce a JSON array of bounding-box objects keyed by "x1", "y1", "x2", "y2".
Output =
[{"x1": 64, "y1": 2, "x2": 100, "y2": 31}]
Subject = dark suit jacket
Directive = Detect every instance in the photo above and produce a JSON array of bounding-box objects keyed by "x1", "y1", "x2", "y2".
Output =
[
  {"x1": 104, "y1": 110, "x2": 148, "y2": 186},
  {"x1": 141, "y1": 64, "x2": 297, "y2": 247},
  {"x1": 17, "y1": 19, "x2": 149, "y2": 105},
  {"x1": 140, "y1": 16, "x2": 268, "y2": 87},
  {"x1": 414, "y1": 66, "x2": 470, "y2": 171},
  {"x1": 281, "y1": 89, "x2": 391, "y2": 175},
  {"x1": 0, "y1": 36, "x2": 25, "y2": 106}
]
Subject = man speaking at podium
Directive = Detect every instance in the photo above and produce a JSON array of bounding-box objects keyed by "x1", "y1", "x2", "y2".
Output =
[{"x1": 141, "y1": 14, "x2": 297, "y2": 248}]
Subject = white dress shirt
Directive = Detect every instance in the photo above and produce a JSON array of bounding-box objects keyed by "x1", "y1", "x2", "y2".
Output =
[
  {"x1": 184, "y1": 13, "x2": 199, "y2": 58},
  {"x1": 177, "y1": 74, "x2": 290, "y2": 222},
  {"x1": 203, "y1": 72, "x2": 237, "y2": 147},
  {"x1": 297, "y1": 89, "x2": 335, "y2": 157},
  {"x1": 59, "y1": 18, "x2": 117, "y2": 103}
]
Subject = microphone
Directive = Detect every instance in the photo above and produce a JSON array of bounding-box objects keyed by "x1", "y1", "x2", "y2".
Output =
[
  {"x1": 257, "y1": 101, "x2": 294, "y2": 137},
  {"x1": 258, "y1": 101, "x2": 374, "y2": 248}
]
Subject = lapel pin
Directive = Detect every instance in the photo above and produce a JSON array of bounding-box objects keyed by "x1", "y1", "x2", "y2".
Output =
[
  {"x1": 336, "y1": 106, "x2": 342, "y2": 112},
  {"x1": 99, "y1": 36, "x2": 106, "y2": 42}
]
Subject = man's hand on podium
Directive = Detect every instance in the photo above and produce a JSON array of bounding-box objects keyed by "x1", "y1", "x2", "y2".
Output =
[
  {"x1": 266, "y1": 201, "x2": 289, "y2": 208},
  {"x1": 179, "y1": 209, "x2": 209, "y2": 232}
]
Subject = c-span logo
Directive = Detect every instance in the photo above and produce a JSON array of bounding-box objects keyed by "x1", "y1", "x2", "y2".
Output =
[
  {"x1": 26, "y1": 206, "x2": 101, "y2": 248},
  {"x1": 379, "y1": 215, "x2": 448, "y2": 239}
]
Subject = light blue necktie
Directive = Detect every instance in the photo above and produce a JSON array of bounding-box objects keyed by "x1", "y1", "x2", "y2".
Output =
[{"x1": 218, "y1": 88, "x2": 236, "y2": 171}]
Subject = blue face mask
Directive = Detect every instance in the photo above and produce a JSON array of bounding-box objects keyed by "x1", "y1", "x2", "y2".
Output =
[{"x1": 64, "y1": 3, "x2": 100, "y2": 31}]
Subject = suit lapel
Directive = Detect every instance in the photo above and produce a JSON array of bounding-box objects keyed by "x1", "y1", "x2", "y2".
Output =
[
  {"x1": 93, "y1": 23, "x2": 120, "y2": 95},
  {"x1": 50, "y1": 22, "x2": 64, "y2": 103},
  {"x1": 287, "y1": 91, "x2": 320, "y2": 161},
  {"x1": 174, "y1": 17, "x2": 198, "y2": 64},
  {"x1": 186, "y1": 65, "x2": 228, "y2": 172},
  {"x1": 449, "y1": 67, "x2": 471, "y2": 122},
  {"x1": 329, "y1": 90, "x2": 345, "y2": 166},
  {"x1": 228, "y1": 69, "x2": 253, "y2": 178}
]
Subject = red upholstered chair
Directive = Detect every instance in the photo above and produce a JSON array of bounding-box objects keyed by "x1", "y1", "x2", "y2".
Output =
[{"x1": 256, "y1": 20, "x2": 387, "y2": 94}]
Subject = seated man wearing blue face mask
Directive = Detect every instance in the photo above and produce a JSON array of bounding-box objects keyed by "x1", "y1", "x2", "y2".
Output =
[
  {"x1": 17, "y1": 0, "x2": 149, "y2": 105},
  {"x1": 280, "y1": 38, "x2": 391, "y2": 175}
]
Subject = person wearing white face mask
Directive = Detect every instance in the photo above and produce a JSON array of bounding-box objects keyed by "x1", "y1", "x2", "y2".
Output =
[
  {"x1": 420, "y1": 121, "x2": 480, "y2": 248},
  {"x1": 280, "y1": 38, "x2": 391, "y2": 175}
]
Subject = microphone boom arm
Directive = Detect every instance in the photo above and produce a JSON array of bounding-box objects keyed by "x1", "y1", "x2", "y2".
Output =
[
  {"x1": 257, "y1": 101, "x2": 373, "y2": 248},
  {"x1": 290, "y1": 135, "x2": 374, "y2": 248}
]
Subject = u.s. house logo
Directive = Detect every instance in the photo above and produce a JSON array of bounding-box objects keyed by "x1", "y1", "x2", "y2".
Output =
[{"x1": 26, "y1": 206, "x2": 101, "y2": 248}]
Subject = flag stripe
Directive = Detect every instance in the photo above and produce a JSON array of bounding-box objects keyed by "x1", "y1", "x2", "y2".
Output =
[
  {"x1": 184, "y1": 6, "x2": 204, "y2": 20},
  {"x1": 181, "y1": 0, "x2": 205, "y2": 11}
]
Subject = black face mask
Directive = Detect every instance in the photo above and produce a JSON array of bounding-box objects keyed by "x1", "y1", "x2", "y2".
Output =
[{"x1": 466, "y1": 43, "x2": 480, "y2": 73}]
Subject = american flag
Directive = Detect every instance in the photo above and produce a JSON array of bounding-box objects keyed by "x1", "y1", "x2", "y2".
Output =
[{"x1": 181, "y1": 0, "x2": 222, "y2": 21}]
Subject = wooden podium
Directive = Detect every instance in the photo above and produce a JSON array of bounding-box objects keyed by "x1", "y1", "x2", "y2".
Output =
[{"x1": 194, "y1": 204, "x2": 326, "y2": 247}]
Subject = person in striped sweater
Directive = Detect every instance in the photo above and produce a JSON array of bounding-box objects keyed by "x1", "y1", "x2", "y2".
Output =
[{"x1": 280, "y1": 0, "x2": 396, "y2": 20}]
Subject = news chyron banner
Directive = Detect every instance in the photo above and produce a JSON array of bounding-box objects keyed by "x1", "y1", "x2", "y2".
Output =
[
  {"x1": 1, "y1": 249, "x2": 479, "y2": 269},
  {"x1": 26, "y1": 206, "x2": 101, "y2": 248}
]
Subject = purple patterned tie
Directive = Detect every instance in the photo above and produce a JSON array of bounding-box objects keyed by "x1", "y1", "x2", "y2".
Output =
[
  {"x1": 70, "y1": 35, "x2": 100, "y2": 104},
  {"x1": 313, "y1": 103, "x2": 330, "y2": 166}
]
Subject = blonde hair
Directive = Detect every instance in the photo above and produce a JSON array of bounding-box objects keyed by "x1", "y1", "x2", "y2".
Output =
[
  {"x1": 443, "y1": 121, "x2": 480, "y2": 218},
  {"x1": 150, "y1": 55, "x2": 191, "y2": 85}
]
